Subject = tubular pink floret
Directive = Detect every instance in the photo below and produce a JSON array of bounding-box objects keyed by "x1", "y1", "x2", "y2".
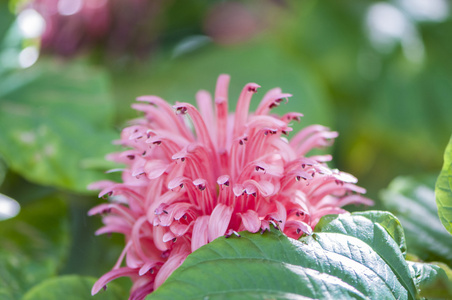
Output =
[
  {"x1": 196, "y1": 90, "x2": 216, "y2": 143},
  {"x1": 137, "y1": 96, "x2": 193, "y2": 140},
  {"x1": 246, "y1": 115, "x2": 292, "y2": 133},
  {"x1": 294, "y1": 130, "x2": 339, "y2": 156},
  {"x1": 233, "y1": 82, "x2": 261, "y2": 138},
  {"x1": 290, "y1": 124, "x2": 331, "y2": 146},
  {"x1": 214, "y1": 74, "x2": 230, "y2": 153},
  {"x1": 173, "y1": 103, "x2": 215, "y2": 150},
  {"x1": 92, "y1": 267, "x2": 139, "y2": 295},
  {"x1": 255, "y1": 89, "x2": 292, "y2": 116},
  {"x1": 89, "y1": 75, "x2": 372, "y2": 299},
  {"x1": 282, "y1": 112, "x2": 304, "y2": 123}
]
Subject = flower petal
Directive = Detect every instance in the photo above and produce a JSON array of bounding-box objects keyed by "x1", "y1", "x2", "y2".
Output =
[
  {"x1": 144, "y1": 159, "x2": 168, "y2": 179},
  {"x1": 285, "y1": 219, "x2": 313, "y2": 236},
  {"x1": 214, "y1": 74, "x2": 230, "y2": 151},
  {"x1": 152, "y1": 225, "x2": 169, "y2": 251},
  {"x1": 239, "y1": 210, "x2": 261, "y2": 233},
  {"x1": 233, "y1": 83, "x2": 260, "y2": 138},
  {"x1": 92, "y1": 267, "x2": 138, "y2": 295},
  {"x1": 208, "y1": 204, "x2": 233, "y2": 242},
  {"x1": 268, "y1": 200, "x2": 287, "y2": 226},
  {"x1": 138, "y1": 261, "x2": 159, "y2": 276},
  {"x1": 154, "y1": 245, "x2": 189, "y2": 289},
  {"x1": 191, "y1": 215, "x2": 210, "y2": 252}
]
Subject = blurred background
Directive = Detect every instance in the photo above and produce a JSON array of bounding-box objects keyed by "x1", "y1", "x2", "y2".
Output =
[{"x1": 0, "y1": 0, "x2": 451, "y2": 298}]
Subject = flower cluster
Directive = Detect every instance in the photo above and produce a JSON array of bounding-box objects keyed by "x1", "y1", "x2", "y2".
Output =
[{"x1": 89, "y1": 75, "x2": 372, "y2": 299}]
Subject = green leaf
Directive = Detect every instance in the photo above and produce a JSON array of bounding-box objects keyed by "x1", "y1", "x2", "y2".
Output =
[
  {"x1": 315, "y1": 211, "x2": 417, "y2": 300},
  {"x1": 436, "y1": 135, "x2": 452, "y2": 234},
  {"x1": 149, "y1": 212, "x2": 418, "y2": 300},
  {"x1": 381, "y1": 176, "x2": 452, "y2": 266},
  {"x1": 21, "y1": 275, "x2": 126, "y2": 300},
  {"x1": 0, "y1": 59, "x2": 118, "y2": 192},
  {"x1": 0, "y1": 195, "x2": 69, "y2": 300},
  {"x1": 408, "y1": 261, "x2": 452, "y2": 299},
  {"x1": 316, "y1": 210, "x2": 407, "y2": 256}
]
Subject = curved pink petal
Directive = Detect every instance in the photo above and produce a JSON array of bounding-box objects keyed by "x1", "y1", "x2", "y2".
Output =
[
  {"x1": 136, "y1": 95, "x2": 193, "y2": 140},
  {"x1": 281, "y1": 112, "x2": 303, "y2": 123},
  {"x1": 170, "y1": 221, "x2": 192, "y2": 237},
  {"x1": 233, "y1": 82, "x2": 260, "y2": 138},
  {"x1": 196, "y1": 90, "x2": 216, "y2": 143},
  {"x1": 295, "y1": 130, "x2": 339, "y2": 156},
  {"x1": 214, "y1": 74, "x2": 230, "y2": 152},
  {"x1": 130, "y1": 277, "x2": 155, "y2": 300},
  {"x1": 154, "y1": 246, "x2": 189, "y2": 289},
  {"x1": 336, "y1": 194, "x2": 374, "y2": 207},
  {"x1": 246, "y1": 115, "x2": 291, "y2": 133},
  {"x1": 191, "y1": 215, "x2": 210, "y2": 252},
  {"x1": 267, "y1": 201, "x2": 287, "y2": 226},
  {"x1": 162, "y1": 231, "x2": 176, "y2": 243},
  {"x1": 88, "y1": 203, "x2": 112, "y2": 216},
  {"x1": 152, "y1": 225, "x2": 169, "y2": 251},
  {"x1": 243, "y1": 180, "x2": 277, "y2": 197},
  {"x1": 173, "y1": 103, "x2": 216, "y2": 153},
  {"x1": 154, "y1": 202, "x2": 193, "y2": 227},
  {"x1": 232, "y1": 183, "x2": 245, "y2": 197},
  {"x1": 255, "y1": 88, "x2": 292, "y2": 116},
  {"x1": 310, "y1": 207, "x2": 348, "y2": 227},
  {"x1": 95, "y1": 224, "x2": 130, "y2": 236},
  {"x1": 92, "y1": 267, "x2": 138, "y2": 295},
  {"x1": 88, "y1": 180, "x2": 115, "y2": 191},
  {"x1": 239, "y1": 210, "x2": 261, "y2": 233},
  {"x1": 208, "y1": 204, "x2": 233, "y2": 242},
  {"x1": 138, "y1": 261, "x2": 160, "y2": 276},
  {"x1": 144, "y1": 159, "x2": 168, "y2": 179},
  {"x1": 285, "y1": 219, "x2": 313, "y2": 236}
]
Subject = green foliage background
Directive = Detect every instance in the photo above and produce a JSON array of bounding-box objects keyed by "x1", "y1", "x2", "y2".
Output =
[{"x1": 0, "y1": 0, "x2": 451, "y2": 299}]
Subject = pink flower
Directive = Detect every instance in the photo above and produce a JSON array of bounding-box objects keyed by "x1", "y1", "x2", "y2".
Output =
[
  {"x1": 27, "y1": 0, "x2": 162, "y2": 57},
  {"x1": 89, "y1": 74, "x2": 372, "y2": 299}
]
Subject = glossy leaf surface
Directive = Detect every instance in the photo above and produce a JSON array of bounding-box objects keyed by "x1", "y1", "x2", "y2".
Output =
[
  {"x1": 436, "y1": 136, "x2": 452, "y2": 234},
  {"x1": 0, "y1": 60, "x2": 117, "y2": 192},
  {"x1": 148, "y1": 212, "x2": 417, "y2": 300},
  {"x1": 382, "y1": 176, "x2": 452, "y2": 266}
]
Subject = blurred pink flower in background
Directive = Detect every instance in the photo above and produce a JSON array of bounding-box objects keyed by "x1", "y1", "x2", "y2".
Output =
[
  {"x1": 204, "y1": 1, "x2": 287, "y2": 45},
  {"x1": 89, "y1": 74, "x2": 372, "y2": 299},
  {"x1": 22, "y1": 0, "x2": 288, "y2": 59},
  {"x1": 28, "y1": 0, "x2": 163, "y2": 57}
]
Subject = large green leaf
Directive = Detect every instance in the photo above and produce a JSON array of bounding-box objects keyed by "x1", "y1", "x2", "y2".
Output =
[
  {"x1": 148, "y1": 212, "x2": 418, "y2": 300},
  {"x1": 381, "y1": 176, "x2": 452, "y2": 266},
  {"x1": 408, "y1": 260, "x2": 452, "y2": 299},
  {"x1": 316, "y1": 210, "x2": 407, "y2": 256},
  {"x1": 436, "y1": 135, "x2": 452, "y2": 234},
  {"x1": 315, "y1": 211, "x2": 417, "y2": 299},
  {"x1": 21, "y1": 275, "x2": 126, "y2": 300},
  {"x1": 0, "y1": 59, "x2": 118, "y2": 192},
  {"x1": 0, "y1": 195, "x2": 69, "y2": 300}
]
